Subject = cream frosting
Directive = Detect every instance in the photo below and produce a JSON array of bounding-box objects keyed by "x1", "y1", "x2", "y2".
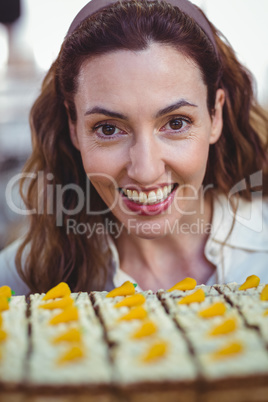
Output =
[
  {"x1": 0, "y1": 296, "x2": 28, "y2": 383},
  {"x1": 1, "y1": 281, "x2": 268, "y2": 389},
  {"x1": 28, "y1": 292, "x2": 111, "y2": 385}
]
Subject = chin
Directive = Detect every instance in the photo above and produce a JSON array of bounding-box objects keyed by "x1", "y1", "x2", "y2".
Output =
[
  {"x1": 124, "y1": 218, "x2": 170, "y2": 240},
  {"x1": 134, "y1": 232, "x2": 165, "y2": 240}
]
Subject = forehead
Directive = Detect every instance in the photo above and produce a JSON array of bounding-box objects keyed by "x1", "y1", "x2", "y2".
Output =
[{"x1": 75, "y1": 43, "x2": 207, "y2": 112}]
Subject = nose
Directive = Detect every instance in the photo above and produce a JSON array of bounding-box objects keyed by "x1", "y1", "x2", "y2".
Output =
[{"x1": 127, "y1": 134, "x2": 165, "y2": 185}]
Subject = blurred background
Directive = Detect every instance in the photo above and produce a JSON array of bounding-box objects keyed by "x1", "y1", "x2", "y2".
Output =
[{"x1": 0, "y1": 0, "x2": 268, "y2": 251}]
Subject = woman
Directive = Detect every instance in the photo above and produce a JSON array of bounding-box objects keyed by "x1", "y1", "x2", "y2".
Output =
[{"x1": 0, "y1": 0, "x2": 267, "y2": 295}]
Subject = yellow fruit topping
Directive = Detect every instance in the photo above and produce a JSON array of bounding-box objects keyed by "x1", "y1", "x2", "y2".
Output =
[
  {"x1": 198, "y1": 302, "x2": 226, "y2": 318},
  {"x1": 263, "y1": 309, "x2": 268, "y2": 316},
  {"x1": 42, "y1": 282, "x2": 71, "y2": 301},
  {"x1": 178, "y1": 289, "x2": 205, "y2": 305},
  {"x1": 0, "y1": 296, "x2": 9, "y2": 312},
  {"x1": 238, "y1": 275, "x2": 260, "y2": 291},
  {"x1": 106, "y1": 281, "x2": 136, "y2": 298},
  {"x1": 0, "y1": 286, "x2": 12, "y2": 298},
  {"x1": 49, "y1": 306, "x2": 79, "y2": 325},
  {"x1": 39, "y1": 295, "x2": 74, "y2": 310},
  {"x1": 118, "y1": 306, "x2": 147, "y2": 321},
  {"x1": 114, "y1": 294, "x2": 146, "y2": 308},
  {"x1": 57, "y1": 345, "x2": 84, "y2": 365},
  {"x1": 0, "y1": 314, "x2": 2, "y2": 327},
  {"x1": 52, "y1": 328, "x2": 82, "y2": 344},
  {"x1": 211, "y1": 341, "x2": 244, "y2": 360},
  {"x1": 208, "y1": 317, "x2": 238, "y2": 336},
  {"x1": 0, "y1": 329, "x2": 7, "y2": 342},
  {"x1": 142, "y1": 341, "x2": 168, "y2": 363},
  {"x1": 131, "y1": 321, "x2": 158, "y2": 339},
  {"x1": 260, "y1": 285, "x2": 268, "y2": 301},
  {"x1": 168, "y1": 277, "x2": 197, "y2": 292}
]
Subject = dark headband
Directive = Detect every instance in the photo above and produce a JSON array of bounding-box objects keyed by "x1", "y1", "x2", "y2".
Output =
[{"x1": 67, "y1": 0, "x2": 217, "y2": 53}]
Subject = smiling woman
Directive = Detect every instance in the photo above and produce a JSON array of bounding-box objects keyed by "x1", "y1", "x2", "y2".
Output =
[
  {"x1": 68, "y1": 45, "x2": 222, "y2": 233},
  {"x1": 0, "y1": 0, "x2": 267, "y2": 294}
]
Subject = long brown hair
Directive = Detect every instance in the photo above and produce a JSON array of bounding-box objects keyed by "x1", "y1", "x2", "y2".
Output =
[{"x1": 16, "y1": 0, "x2": 268, "y2": 293}]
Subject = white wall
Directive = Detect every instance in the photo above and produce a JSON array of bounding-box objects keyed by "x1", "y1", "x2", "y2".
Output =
[
  {"x1": 1, "y1": 0, "x2": 268, "y2": 105},
  {"x1": 192, "y1": 0, "x2": 268, "y2": 106}
]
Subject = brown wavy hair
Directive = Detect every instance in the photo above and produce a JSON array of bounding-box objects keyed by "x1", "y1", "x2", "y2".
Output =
[{"x1": 16, "y1": 0, "x2": 268, "y2": 293}]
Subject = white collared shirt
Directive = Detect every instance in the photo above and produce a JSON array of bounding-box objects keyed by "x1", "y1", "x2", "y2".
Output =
[
  {"x1": 0, "y1": 194, "x2": 268, "y2": 294},
  {"x1": 111, "y1": 194, "x2": 268, "y2": 290}
]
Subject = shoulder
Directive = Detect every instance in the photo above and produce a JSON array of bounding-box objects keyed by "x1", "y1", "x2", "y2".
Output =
[
  {"x1": 0, "y1": 238, "x2": 30, "y2": 295},
  {"x1": 206, "y1": 194, "x2": 268, "y2": 283},
  {"x1": 210, "y1": 193, "x2": 268, "y2": 251}
]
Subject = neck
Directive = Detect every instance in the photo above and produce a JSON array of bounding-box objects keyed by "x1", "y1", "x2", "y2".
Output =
[{"x1": 114, "y1": 196, "x2": 215, "y2": 291}]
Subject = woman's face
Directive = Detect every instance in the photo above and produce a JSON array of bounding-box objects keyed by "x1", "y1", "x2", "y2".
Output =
[{"x1": 68, "y1": 42, "x2": 224, "y2": 238}]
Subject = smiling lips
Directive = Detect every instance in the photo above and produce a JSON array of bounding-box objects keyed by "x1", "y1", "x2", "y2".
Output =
[
  {"x1": 119, "y1": 184, "x2": 177, "y2": 215},
  {"x1": 121, "y1": 184, "x2": 175, "y2": 205}
]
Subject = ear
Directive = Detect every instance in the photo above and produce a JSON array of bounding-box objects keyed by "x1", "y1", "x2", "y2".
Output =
[
  {"x1": 209, "y1": 88, "x2": 225, "y2": 144},
  {"x1": 64, "y1": 101, "x2": 80, "y2": 150}
]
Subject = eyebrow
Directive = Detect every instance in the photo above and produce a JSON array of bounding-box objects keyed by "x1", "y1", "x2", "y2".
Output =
[
  {"x1": 84, "y1": 107, "x2": 127, "y2": 120},
  {"x1": 84, "y1": 99, "x2": 197, "y2": 119},
  {"x1": 155, "y1": 99, "x2": 198, "y2": 118}
]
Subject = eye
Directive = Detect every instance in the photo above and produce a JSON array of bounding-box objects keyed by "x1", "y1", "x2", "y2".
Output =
[
  {"x1": 169, "y1": 118, "x2": 184, "y2": 130},
  {"x1": 96, "y1": 124, "x2": 118, "y2": 136},
  {"x1": 90, "y1": 121, "x2": 128, "y2": 141},
  {"x1": 91, "y1": 122, "x2": 128, "y2": 140},
  {"x1": 160, "y1": 116, "x2": 192, "y2": 135}
]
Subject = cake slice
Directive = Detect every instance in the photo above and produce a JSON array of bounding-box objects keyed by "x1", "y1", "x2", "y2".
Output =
[
  {"x1": 28, "y1": 287, "x2": 113, "y2": 401},
  {"x1": 0, "y1": 293, "x2": 28, "y2": 401}
]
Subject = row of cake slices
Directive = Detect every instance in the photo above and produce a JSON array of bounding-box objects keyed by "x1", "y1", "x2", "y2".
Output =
[
  {"x1": 0, "y1": 283, "x2": 112, "y2": 386},
  {"x1": 92, "y1": 282, "x2": 198, "y2": 384},
  {"x1": 0, "y1": 274, "x2": 268, "y2": 386},
  {"x1": 30, "y1": 281, "x2": 197, "y2": 386},
  {"x1": 92, "y1": 275, "x2": 268, "y2": 384},
  {"x1": 158, "y1": 275, "x2": 268, "y2": 380}
]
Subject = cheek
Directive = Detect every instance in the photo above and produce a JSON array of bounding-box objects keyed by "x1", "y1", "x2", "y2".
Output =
[
  {"x1": 170, "y1": 138, "x2": 210, "y2": 183},
  {"x1": 79, "y1": 147, "x2": 124, "y2": 190}
]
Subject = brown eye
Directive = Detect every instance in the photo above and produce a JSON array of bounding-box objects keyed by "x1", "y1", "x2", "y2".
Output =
[
  {"x1": 102, "y1": 124, "x2": 116, "y2": 135},
  {"x1": 169, "y1": 119, "x2": 183, "y2": 130}
]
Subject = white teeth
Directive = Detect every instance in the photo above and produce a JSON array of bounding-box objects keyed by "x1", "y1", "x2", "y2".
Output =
[
  {"x1": 121, "y1": 185, "x2": 175, "y2": 205},
  {"x1": 147, "y1": 191, "x2": 157, "y2": 204},
  {"x1": 156, "y1": 188, "x2": 163, "y2": 201},
  {"x1": 139, "y1": 192, "x2": 147, "y2": 203},
  {"x1": 163, "y1": 186, "x2": 168, "y2": 198},
  {"x1": 132, "y1": 190, "x2": 139, "y2": 202}
]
